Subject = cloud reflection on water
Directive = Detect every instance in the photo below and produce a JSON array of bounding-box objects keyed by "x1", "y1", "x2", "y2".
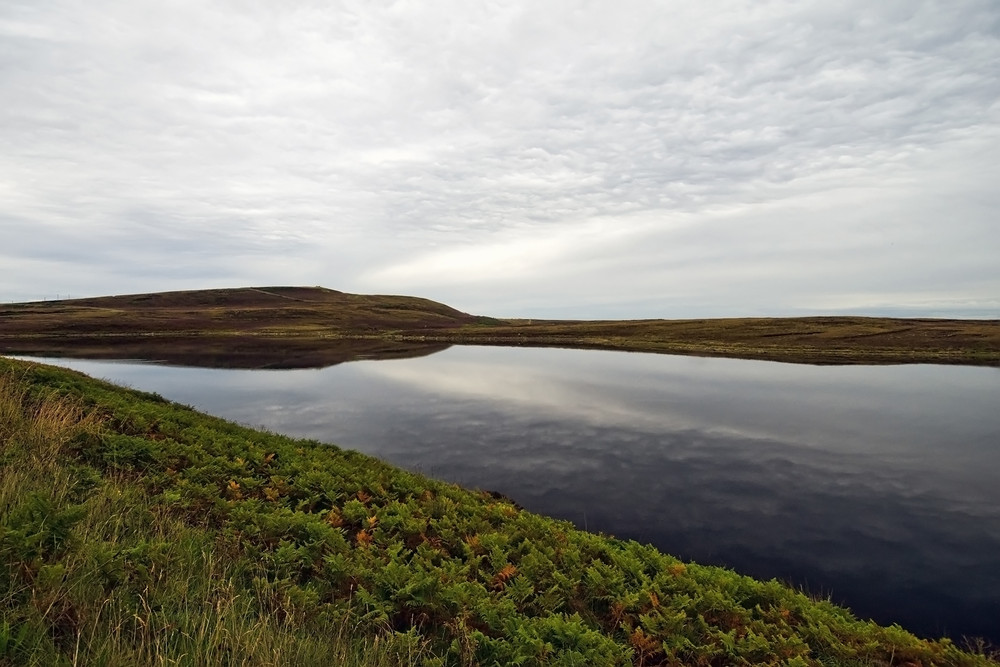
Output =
[{"x1": 20, "y1": 348, "x2": 1000, "y2": 642}]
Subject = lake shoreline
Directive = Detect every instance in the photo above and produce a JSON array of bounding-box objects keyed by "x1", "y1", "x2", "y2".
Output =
[
  {"x1": 3, "y1": 355, "x2": 997, "y2": 665},
  {"x1": 2, "y1": 327, "x2": 998, "y2": 369},
  {"x1": 13, "y1": 349, "x2": 1000, "y2": 645},
  {"x1": 2, "y1": 286, "x2": 998, "y2": 367}
]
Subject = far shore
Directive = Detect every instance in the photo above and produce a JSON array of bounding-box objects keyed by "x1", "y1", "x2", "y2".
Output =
[{"x1": 2, "y1": 286, "x2": 998, "y2": 367}]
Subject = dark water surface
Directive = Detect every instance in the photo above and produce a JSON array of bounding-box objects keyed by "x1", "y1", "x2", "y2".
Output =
[{"x1": 21, "y1": 348, "x2": 1000, "y2": 643}]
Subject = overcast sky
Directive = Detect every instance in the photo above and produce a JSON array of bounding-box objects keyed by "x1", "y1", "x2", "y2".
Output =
[{"x1": 2, "y1": 1, "x2": 998, "y2": 317}]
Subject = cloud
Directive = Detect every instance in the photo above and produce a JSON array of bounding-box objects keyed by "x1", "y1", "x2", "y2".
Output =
[{"x1": 1, "y1": 0, "x2": 998, "y2": 314}]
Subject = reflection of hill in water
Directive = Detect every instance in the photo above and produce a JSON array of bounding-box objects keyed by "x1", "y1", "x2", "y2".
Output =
[{"x1": 1, "y1": 336, "x2": 450, "y2": 369}]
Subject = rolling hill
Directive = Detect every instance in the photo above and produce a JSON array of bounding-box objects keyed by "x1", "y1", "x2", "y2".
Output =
[{"x1": 2, "y1": 286, "x2": 998, "y2": 367}]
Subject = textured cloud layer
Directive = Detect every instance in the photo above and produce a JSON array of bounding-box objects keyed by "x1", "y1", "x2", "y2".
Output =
[{"x1": 2, "y1": 1, "x2": 998, "y2": 316}]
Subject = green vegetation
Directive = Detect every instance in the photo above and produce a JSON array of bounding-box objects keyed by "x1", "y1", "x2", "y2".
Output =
[
  {"x1": 0, "y1": 359, "x2": 427, "y2": 666},
  {"x1": 2, "y1": 287, "x2": 999, "y2": 367},
  {"x1": 2, "y1": 356, "x2": 996, "y2": 666}
]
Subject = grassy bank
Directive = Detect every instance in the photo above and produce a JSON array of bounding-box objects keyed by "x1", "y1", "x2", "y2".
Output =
[
  {"x1": 2, "y1": 287, "x2": 998, "y2": 367},
  {"x1": 0, "y1": 359, "x2": 428, "y2": 666},
  {"x1": 1, "y1": 357, "x2": 996, "y2": 666}
]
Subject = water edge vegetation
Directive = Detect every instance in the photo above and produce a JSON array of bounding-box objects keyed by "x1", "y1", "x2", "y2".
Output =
[{"x1": 1, "y1": 356, "x2": 996, "y2": 666}]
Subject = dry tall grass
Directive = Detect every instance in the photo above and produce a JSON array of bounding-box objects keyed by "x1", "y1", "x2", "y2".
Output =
[{"x1": 0, "y1": 368, "x2": 429, "y2": 666}]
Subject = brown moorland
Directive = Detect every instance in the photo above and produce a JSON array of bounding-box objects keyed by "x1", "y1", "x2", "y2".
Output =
[{"x1": 1, "y1": 286, "x2": 998, "y2": 366}]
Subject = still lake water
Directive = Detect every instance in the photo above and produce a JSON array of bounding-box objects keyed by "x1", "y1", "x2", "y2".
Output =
[{"x1": 23, "y1": 347, "x2": 1000, "y2": 643}]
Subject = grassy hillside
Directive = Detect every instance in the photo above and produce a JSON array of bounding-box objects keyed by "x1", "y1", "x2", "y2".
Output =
[
  {"x1": 0, "y1": 287, "x2": 480, "y2": 337},
  {"x1": 1, "y1": 287, "x2": 998, "y2": 367},
  {"x1": 1, "y1": 356, "x2": 996, "y2": 666}
]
